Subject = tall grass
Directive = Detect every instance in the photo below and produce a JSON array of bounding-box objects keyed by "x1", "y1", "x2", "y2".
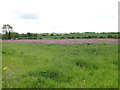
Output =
[{"x1": 2, "y1": 42, "x2": 118, "y2": 88}]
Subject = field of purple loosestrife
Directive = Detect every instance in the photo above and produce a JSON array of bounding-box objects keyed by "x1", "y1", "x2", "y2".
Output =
[{"x1": 2, "y1": 39, "x2": 118, "y2": 44}]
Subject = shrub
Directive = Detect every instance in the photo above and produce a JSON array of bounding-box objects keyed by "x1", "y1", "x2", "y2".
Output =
[
  {"x1": 91, "y1": 36, "x2": 97, "y2": 38},
  {"x1": 11, "y1": 38, "x2": 13, "y2": 40},
  {"x1": 99, "y1": 36, "x2": 104, "y2": 38},
  {"x1": 55, "y1": 37, "x2": 58, "y2": 39},
  {"x1": 18, "y1": 37, "x2": 22, "y2": 40},
  {"x1": 99, "y1": 36, "x2": 106, "y2": 38},
  {"x1": 108, "y1": 34, "x2": 113, "y2": 38},
  {"x1": 118, "y1": 36, "x2": 120, "y2": 39},
  {"x1": 50, "y1": 34, "x2": 54, "y2": 36},
  {"x1": 60, "y1": 37, "x2": 65, "y2": 39},
  {"x1": 23, "y1": 37, "x2": 27, "y2": 39},
  {"x1": 34, "y1": 37, "x2": 37, "y2": 39},
  {"x1": 77, "y1": 37, "x2": 81, "y2": 39},
  {"x1": 39, "y1": 37, "x2": 42, "y2": 39},
  {"x1": 113, "y1": 36, "x2": 118, "y2": 39},
  {"x1": 84, "y1": 36, "x2": 89, "y2": 39},
  {"x1": 42, "y1": 35, "x2": 46, "y2": 36},
  {"x1": 68, "y1": 37, "x2": 71, "y2": 39},
  {"x1": 88, "y1": 36, "x2": 92, "y2": 38},
  {"x1": 68, "y1": 36, "x2": 75, "y2": 39},
  {"x1": 71, "y1": 37, "x2": 75, "y2": 39},
  {"x1": 28, "y1": 37, "x2": 33, "y2": 39}
]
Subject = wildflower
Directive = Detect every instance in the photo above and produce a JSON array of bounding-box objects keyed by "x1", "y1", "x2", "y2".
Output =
[{"x1": 3, "y1": 67, "x2": 7, "y2": 70}]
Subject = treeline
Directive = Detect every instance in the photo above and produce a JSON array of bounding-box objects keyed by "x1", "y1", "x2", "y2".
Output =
[
  {"x1": 1, "y1": 32, "x2": 120, "y2": 40},
  {"x1": 1, "y1": 24, "x2": 120, "y2": 40}
]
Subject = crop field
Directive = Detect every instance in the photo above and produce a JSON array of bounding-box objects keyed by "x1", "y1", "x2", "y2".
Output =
[
  {"x1": 2, "y1": 39, "x2": 118, "y2": 88},
  {"x1": 2, "y1": 39, "x2": 118, "y2": 44}
]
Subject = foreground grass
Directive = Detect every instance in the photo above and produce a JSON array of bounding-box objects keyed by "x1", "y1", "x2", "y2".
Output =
[{"x1": 2, "y1": 42, "x2": 118, "y2": 88}]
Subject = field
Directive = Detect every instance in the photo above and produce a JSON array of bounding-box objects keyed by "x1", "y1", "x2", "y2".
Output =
[
  {"x1": 2, "y1": 40, "x2": 118, "y2": 88},
  {"x1": 2, "y1": 39, "x2": 118, "y2": 44}
]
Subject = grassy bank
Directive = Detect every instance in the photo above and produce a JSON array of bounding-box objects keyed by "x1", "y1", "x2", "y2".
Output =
[{"x1": 2, "y1": 42, "x2": 118, "y2": 88}]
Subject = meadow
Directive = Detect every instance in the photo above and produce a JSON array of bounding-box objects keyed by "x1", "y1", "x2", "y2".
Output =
[{"x1": 2, "y1": 42, "x2": 118, "y2": 88}]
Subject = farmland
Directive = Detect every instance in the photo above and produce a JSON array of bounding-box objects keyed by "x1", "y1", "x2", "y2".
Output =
[
  {"x1": 2, "y1": 40, "x2": 118, "y2": 88},
  {"x1": 2, "y1": 39, "x2": 118, "y2": 44}
]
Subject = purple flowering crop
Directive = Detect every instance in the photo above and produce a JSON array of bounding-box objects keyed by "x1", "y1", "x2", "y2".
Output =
[{"x1": 2, "y1": 39, "x2": 118, "y2": 45}]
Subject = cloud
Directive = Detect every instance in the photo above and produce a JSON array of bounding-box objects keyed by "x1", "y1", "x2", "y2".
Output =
[
  {"x1": 51, "y1": 26, "x2": 61, "y2": 28},
  {"x1": 35, "y1": 22, "x2": 41, "y2": 24},
  {"x1": 13, "y1": 11, "x2": 39, "y2": 20},
  {"x1": 20, "y1": 13, "x2": 39, "y2": 20},
  {"x1": 93, "y1": 15, "x2": 115, "y2": 19}
]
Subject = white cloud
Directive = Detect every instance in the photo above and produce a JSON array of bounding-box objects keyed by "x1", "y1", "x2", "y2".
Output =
[
  {"x1": 0, "y1": 0, "x2": 119, "y2": 33},
  {"x1": 12, "y1": 11, "x2": 39, "y2": 20}
]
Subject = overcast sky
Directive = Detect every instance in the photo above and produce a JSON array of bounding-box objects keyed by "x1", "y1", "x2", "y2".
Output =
[{"x1": 0, "y1": 0, "x2": 119, "y2": 33}]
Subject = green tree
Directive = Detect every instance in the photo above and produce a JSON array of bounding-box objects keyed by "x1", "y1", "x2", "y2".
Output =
[{"x1": 2, "y1": 24, "x2": 13, "y2": 39}]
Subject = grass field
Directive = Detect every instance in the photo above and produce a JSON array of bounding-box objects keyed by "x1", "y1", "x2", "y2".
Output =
[{"x1": 2, "y1": 42, "x2": 118, "y2": 88}]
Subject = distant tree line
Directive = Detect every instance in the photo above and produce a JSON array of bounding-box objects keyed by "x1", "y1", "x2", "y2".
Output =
[{"x1": 1, "y1": 24, "x2": 120, "y2": 40}]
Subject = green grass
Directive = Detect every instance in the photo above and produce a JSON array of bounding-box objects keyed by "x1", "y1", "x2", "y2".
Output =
[{"x1": 2, "y1": 42, "x2": 118, "y2": 88}]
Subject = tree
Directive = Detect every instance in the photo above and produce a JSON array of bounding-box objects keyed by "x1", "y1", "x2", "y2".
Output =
[
  {"x1": 2, "y1": 24, "x2": 13, "y2": 39},
  {"x1": 27, "y1": 32, "x2": 32, "y2": 37}
]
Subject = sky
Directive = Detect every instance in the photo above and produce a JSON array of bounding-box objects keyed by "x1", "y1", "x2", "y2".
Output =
[{"x1": 0, "y1": 0, "x2": 119, "y2": 34}]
